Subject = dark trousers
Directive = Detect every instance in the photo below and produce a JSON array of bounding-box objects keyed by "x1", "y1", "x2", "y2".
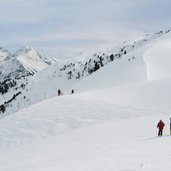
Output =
[{"x1": 158, "y1": 129, "x2": 163, "y2": 136}]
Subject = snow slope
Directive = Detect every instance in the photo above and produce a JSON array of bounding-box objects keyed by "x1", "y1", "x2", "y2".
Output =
[
  {"x1": 71, "y1": 31, "x2": 171, "y2": 92},
  {"x1": 143, "y1": 34, "x2": 171, "y2": 81},
  {"x1": 0, "y1": 29, "x2": 170, "y2": 116},
  {"x1": 0, "y1": 90, "x2": 170, "y2": 171},
  {"x1": 3, "y1": 117, "x2": 171, "y2": 171},
  {"x1": 1, "y1": 29, "x2": 171, "y2": 170}
]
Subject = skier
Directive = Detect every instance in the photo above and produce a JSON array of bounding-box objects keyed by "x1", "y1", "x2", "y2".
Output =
[
  {"x1": 157, "y1": 120, "x2": 165, "y2": 137},
  {"x1": 58, "y1": 89, "x2": 61, "y2": 96},
  {"x1": 71, "y1": 89, "x2": 74, "y2": 94}
]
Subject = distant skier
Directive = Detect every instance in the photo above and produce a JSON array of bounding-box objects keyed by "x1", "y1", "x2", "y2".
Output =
[
  {"x1": 58, "y1": 89, "x2": 61, "y2": 96},
  {"x1": 157, "y1": 120, "x2": 165, "y2": 137},
  {"x1": 71, "y1": 89, "x2": 74, "y2": 94}
]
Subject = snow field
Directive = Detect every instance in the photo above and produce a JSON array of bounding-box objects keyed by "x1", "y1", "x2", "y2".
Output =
[
  {"x1": 0, "y1": 84, "x2": 170, "y2": 171},
  {"x1": 1, "y1": 30, "x2": 171, "y2": 170},
  {"x1": 0, "y1": 94, "x2": 156, "y2": 148},
  {"x1": 0, "y1": 111, "x2": 170, "y2": 171}
]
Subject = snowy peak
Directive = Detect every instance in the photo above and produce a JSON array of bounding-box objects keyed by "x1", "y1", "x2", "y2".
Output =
[
  {"x1": 15, "y1": 46, "x2": 55, "y2": 73},
  {"x1": 0, "y1": 46, "x2": 56, "y2": 82}
]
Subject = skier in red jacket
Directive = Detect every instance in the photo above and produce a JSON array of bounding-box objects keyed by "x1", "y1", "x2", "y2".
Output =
[{"x1": 157, "y1": 120, "x2": 165, "y2": 136}]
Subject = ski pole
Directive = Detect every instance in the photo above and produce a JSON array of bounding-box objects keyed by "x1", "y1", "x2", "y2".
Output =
[{"x1": 156, "y1": 128, "x2": 158, "y2": 137}]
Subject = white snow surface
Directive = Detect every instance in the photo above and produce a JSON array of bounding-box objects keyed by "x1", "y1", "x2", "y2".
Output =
[
  {"x1": 0, "y1": 93, "x2": 170, "y2": 171},
  {"x1": 1, "y1": 30, "x2": 171, "y2": 170},
  {"x1": 144, "y1": 35, "x2": 171, "y2": 80}
]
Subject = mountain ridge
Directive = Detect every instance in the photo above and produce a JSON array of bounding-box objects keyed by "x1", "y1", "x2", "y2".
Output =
[{"x1": 0, "y1": 28, "x2": 171, "y2": 117}]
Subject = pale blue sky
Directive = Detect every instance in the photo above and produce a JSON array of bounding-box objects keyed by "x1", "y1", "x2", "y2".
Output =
[{"x1": 0, "y1": 0, "x2": 171, "y2": 58}]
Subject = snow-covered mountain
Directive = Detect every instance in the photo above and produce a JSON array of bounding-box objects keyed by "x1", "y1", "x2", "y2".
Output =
[
  {"x1": 0, "y1": 46, "x2": 56, "y2": 81},
  {"x1": 1, "y1": 28, "x2": 171, "y2": 170},
  {"x1": 0, "y1": 46, "x2": 57, "y2": 114},
  {"x1": 1, "y1": 28, "x2": 171, "y2": 117},
  {"x1": 14, "y1": 46, "x2": 56, "y2": 74}
]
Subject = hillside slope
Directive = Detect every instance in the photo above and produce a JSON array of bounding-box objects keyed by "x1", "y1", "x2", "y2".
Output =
[
  {"x1": 0, "y1": 29, "x2": 171, "y2": 170},
  {"x1": 0, "y1": 85, "x2": 170, "y2": 171},
  {"x1": 71, "y1": 30, "x2": 171, "y2": 92},
  {"x1": 1, "y1": 29, "x2": 170, "y2": 116}
]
